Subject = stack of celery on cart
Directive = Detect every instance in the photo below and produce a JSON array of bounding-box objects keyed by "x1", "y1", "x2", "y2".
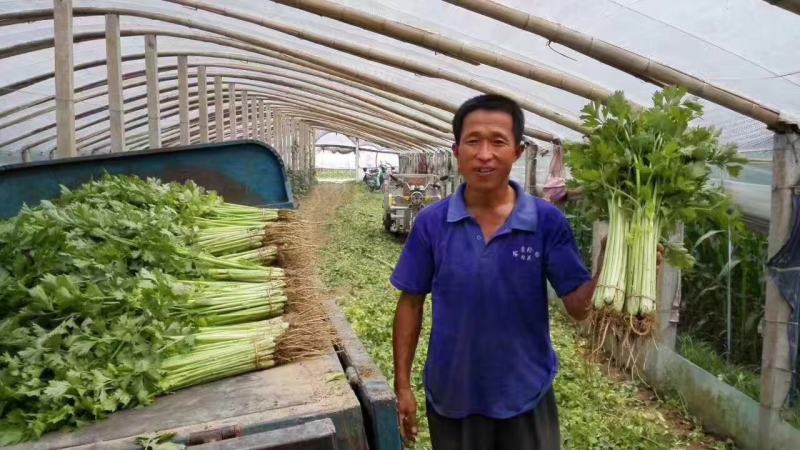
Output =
[{"x1": 0, "y1": 175, "x2": 297, "y2": 445}]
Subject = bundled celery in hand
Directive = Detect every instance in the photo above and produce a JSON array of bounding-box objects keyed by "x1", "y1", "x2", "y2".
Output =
[{"x1": 566, "y1": 88, "x2": 745, "y2": 318}]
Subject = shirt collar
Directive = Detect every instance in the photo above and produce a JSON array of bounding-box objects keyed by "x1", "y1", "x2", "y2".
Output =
[{"x1": 447, "y1": 180, "x2": 538, "y2": 232}]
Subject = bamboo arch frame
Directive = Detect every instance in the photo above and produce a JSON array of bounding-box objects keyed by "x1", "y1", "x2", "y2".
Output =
[
  {"x1": 0, "y1": 63, "x2": 453, "y2": 145},
  {"x1": 270, "y1": 0, "x2": 790, "y2": 129},
  {"x1": 265, "y1": 107, "x2": 446, "y2": 153},
  {"x1": 0, "y1": 8, "x2": 565, "y2": 140},
  {"x1": 0, "y1": 58, "x2": 460, "y2": 155},
  {"x1": 237, "y1": 90, "x2": 449, "y2": 146},
  {"x1": 441, "y1": 0, "x2": 790, "y2": 129},
  {"x1": 151, "y1": 104, "x2": 442, "y2": 152},
  {"x1": 17, "y1": 80, "x2": 442, "y2": 160},
  {"x1": 34, "y1": 86, "x2": 444, "y2": 157},
  {"x1": 162, "y1": 0, "x2": 586, "y2": 130},
  {"x1": 0, "y1": 28, "x2": 454, "y2": 127}
]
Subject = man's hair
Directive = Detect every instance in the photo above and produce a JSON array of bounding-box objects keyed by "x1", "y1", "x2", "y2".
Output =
[{"x1": 452, "y1": 94, "x2": 525, "y2": 145}]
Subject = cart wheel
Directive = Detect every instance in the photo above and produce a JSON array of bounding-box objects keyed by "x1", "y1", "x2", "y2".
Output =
[{"x1": 383, "y1": 212, "x2": 392, "y2": 232}]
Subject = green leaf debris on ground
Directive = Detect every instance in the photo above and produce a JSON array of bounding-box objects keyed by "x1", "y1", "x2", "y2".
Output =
[{"x1": 319, "y1": 183, "x2": 731, "y2": 450}]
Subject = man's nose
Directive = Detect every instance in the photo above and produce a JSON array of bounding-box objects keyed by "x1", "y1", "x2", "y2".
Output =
[{"x1": 475, "y1": 141, "x2": 493, "y2": 161}]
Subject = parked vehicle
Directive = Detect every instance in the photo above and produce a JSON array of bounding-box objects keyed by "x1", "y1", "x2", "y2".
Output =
[{"x1": 383, "y1": 173, "x2": 448, "y2": 234}]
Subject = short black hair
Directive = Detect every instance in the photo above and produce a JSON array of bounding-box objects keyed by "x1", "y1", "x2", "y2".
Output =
[{"x1": 452, "y1": 94, "x2": 525, "y2": 145}]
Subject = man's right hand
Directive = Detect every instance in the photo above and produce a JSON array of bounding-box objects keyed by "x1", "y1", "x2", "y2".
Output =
[{"x1": 396, "y1": 387, "x2": 418, "y2": 443}]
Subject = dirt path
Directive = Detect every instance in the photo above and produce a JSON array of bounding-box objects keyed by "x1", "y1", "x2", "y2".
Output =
[{"x1": 310, "y1": 182, "x2": 731, "y2": 450}]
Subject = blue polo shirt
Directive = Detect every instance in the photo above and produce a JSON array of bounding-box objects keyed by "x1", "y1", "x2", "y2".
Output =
[{"x1": 390, "y1": 181, "x2": 590, "y2": 419}]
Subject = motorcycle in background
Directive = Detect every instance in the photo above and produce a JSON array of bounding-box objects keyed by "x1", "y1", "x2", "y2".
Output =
[{"x1": 362, "y1": 167, "x2": 382, "y2": 192}]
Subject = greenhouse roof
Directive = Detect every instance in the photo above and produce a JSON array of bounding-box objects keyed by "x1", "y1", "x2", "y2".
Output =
[{"x1": 0, "y1": 1, "x2": 798, "y2": 219}]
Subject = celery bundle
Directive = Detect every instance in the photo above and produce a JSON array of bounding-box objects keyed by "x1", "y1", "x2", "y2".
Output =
[{"x1": 566, "y1": 88, "x2": 745, "y2": 318}]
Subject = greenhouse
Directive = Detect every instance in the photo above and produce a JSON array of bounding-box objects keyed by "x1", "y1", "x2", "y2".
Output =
[{"x1": 0, "y1": 1, "x2": 799, "y2": 449}]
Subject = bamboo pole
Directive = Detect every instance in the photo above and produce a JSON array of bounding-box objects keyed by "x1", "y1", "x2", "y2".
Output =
[
  {"x1": 214, "y1": 75, "x2": 223, "y2": 142},
  {"x1": 227, "y1": 83, "x2": 237, "y2": 140},
  {"x1": 197, "y1": 66, "x2": 208, "y2": 143},
  {"x1": 265, "y1": 103, "x2": 274, "y2": 145},
  {"x1": 53, "y1": 0, "x2": 76, "y2": 158},
  {"x1": 442, "y1": 0, "x2": 785, "y2": 129},
  {"x1": 177, "y1": 55, "x2": 189, "y2": 145},
  {"x1": 257, "y1": 100, "x2": 265, "y2": 142},
  {"x1": 250, "y1": 96, "x2": 258, "y2": 140},
  {"x1": 144, "y1": 35, "x2": 161, "y2": 148},
  {"x1": 354, "y1": 137, "x2": 361, "y2": 180},
  {"x1": 241, "y1": 90, "x2": 250, "y2": 139},
  {"x1": 765, "y1": 0, "x2": 800, "y2": 15},
  {"x1": 105, "y1": 14, "x2": 124, "y2": 152}
]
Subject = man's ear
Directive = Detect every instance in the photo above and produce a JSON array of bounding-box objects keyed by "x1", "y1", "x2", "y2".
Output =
[
  {"x1": 514, "y1": 144, "x2": 524, "y2": 161},
  {"x1": 452, "y1": 143, "x2": 459, "y2": 157}
]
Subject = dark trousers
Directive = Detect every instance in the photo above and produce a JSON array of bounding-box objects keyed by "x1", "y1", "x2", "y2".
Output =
[{"x1": 426, "y1": 388, "x2": 561, "y2": 450}]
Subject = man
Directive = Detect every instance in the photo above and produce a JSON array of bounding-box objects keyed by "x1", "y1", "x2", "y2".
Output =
[{"x1": 390, "y1": 94, "x2": 600, "y2": 449}]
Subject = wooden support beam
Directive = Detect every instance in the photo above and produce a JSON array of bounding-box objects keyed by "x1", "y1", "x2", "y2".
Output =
[
  {"x1": 53, "y1": 0, "x2": 76, "y2": 158},
  {"x1": 214, "y1": 75, "x2": 223, "y2": 142},
  {"x1": 759, "y1": 131, "x2": 800, "y2": 449},
  {"x1": 105, "y1": 14, "x2": 124, "y2": 152},
  {"x1": 227, "y1": 83, "x2": 236, "y2": 140},
  {"x1": 265, "y1": 103, "x2": 273, "y2": 145},
  {"x1": 273, "y1": 113, "x2": 281, "y2": 155},
  {"x1": 197, "y1": 66, "x2": 208, "y2": 143},
  {"x1": 257, "y1": 100, "x2": 265, "y2": 142},
  {"x1": 241, "y1": 90, "x2": 249, "y2": 139},
  {"x1": 354, "y1": 136, "x2": 361, "y2": 181},
  {"x1": 657, "y1": 225, "x2": 684, "y2": 351},
  {"x1": 525, "y1": 143, "x2": 538, "y2": 195},
  {"x1": 144, "y1": 35, "x2": 161, "y2": 148},
  {"x1": 177, "y1": 56, "x2": 189, "y2": 145},
  {"x1": 250, "y1": 97, "x2": 258, "y2": 140}
]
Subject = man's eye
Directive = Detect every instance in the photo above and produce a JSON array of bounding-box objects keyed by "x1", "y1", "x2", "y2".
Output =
[{"x1": 494, "y1": 140, "x2": 507, "y2": 146}]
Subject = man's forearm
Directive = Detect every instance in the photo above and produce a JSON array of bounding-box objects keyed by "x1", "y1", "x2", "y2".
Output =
[
  {"x1": 563, "y1": 238, "x2": 606, "y2": 321},
  {"x1": 563, "y1": 275, "x2": 597, "y2": 321},
  {"x1": 393, "y1": 293, "x2": 425, "y2": 391}
]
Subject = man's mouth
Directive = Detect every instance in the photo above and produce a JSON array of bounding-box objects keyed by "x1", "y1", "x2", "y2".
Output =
[{"x1": 475, "y1": 168, "x2": 496, "y2": 176}]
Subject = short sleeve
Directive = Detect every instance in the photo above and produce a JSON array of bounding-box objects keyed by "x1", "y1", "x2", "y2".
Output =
[
  {"x1": 544, "y1": 213, "x2": 591, "y2": 298},
  {"x1": 390, "y1": 218, "x2": 434, "y2": 295}
]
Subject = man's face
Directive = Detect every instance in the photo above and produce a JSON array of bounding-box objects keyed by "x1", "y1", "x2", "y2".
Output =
[{"x1": 453, "y1": 110, "x2": 523, "y2": 192}]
